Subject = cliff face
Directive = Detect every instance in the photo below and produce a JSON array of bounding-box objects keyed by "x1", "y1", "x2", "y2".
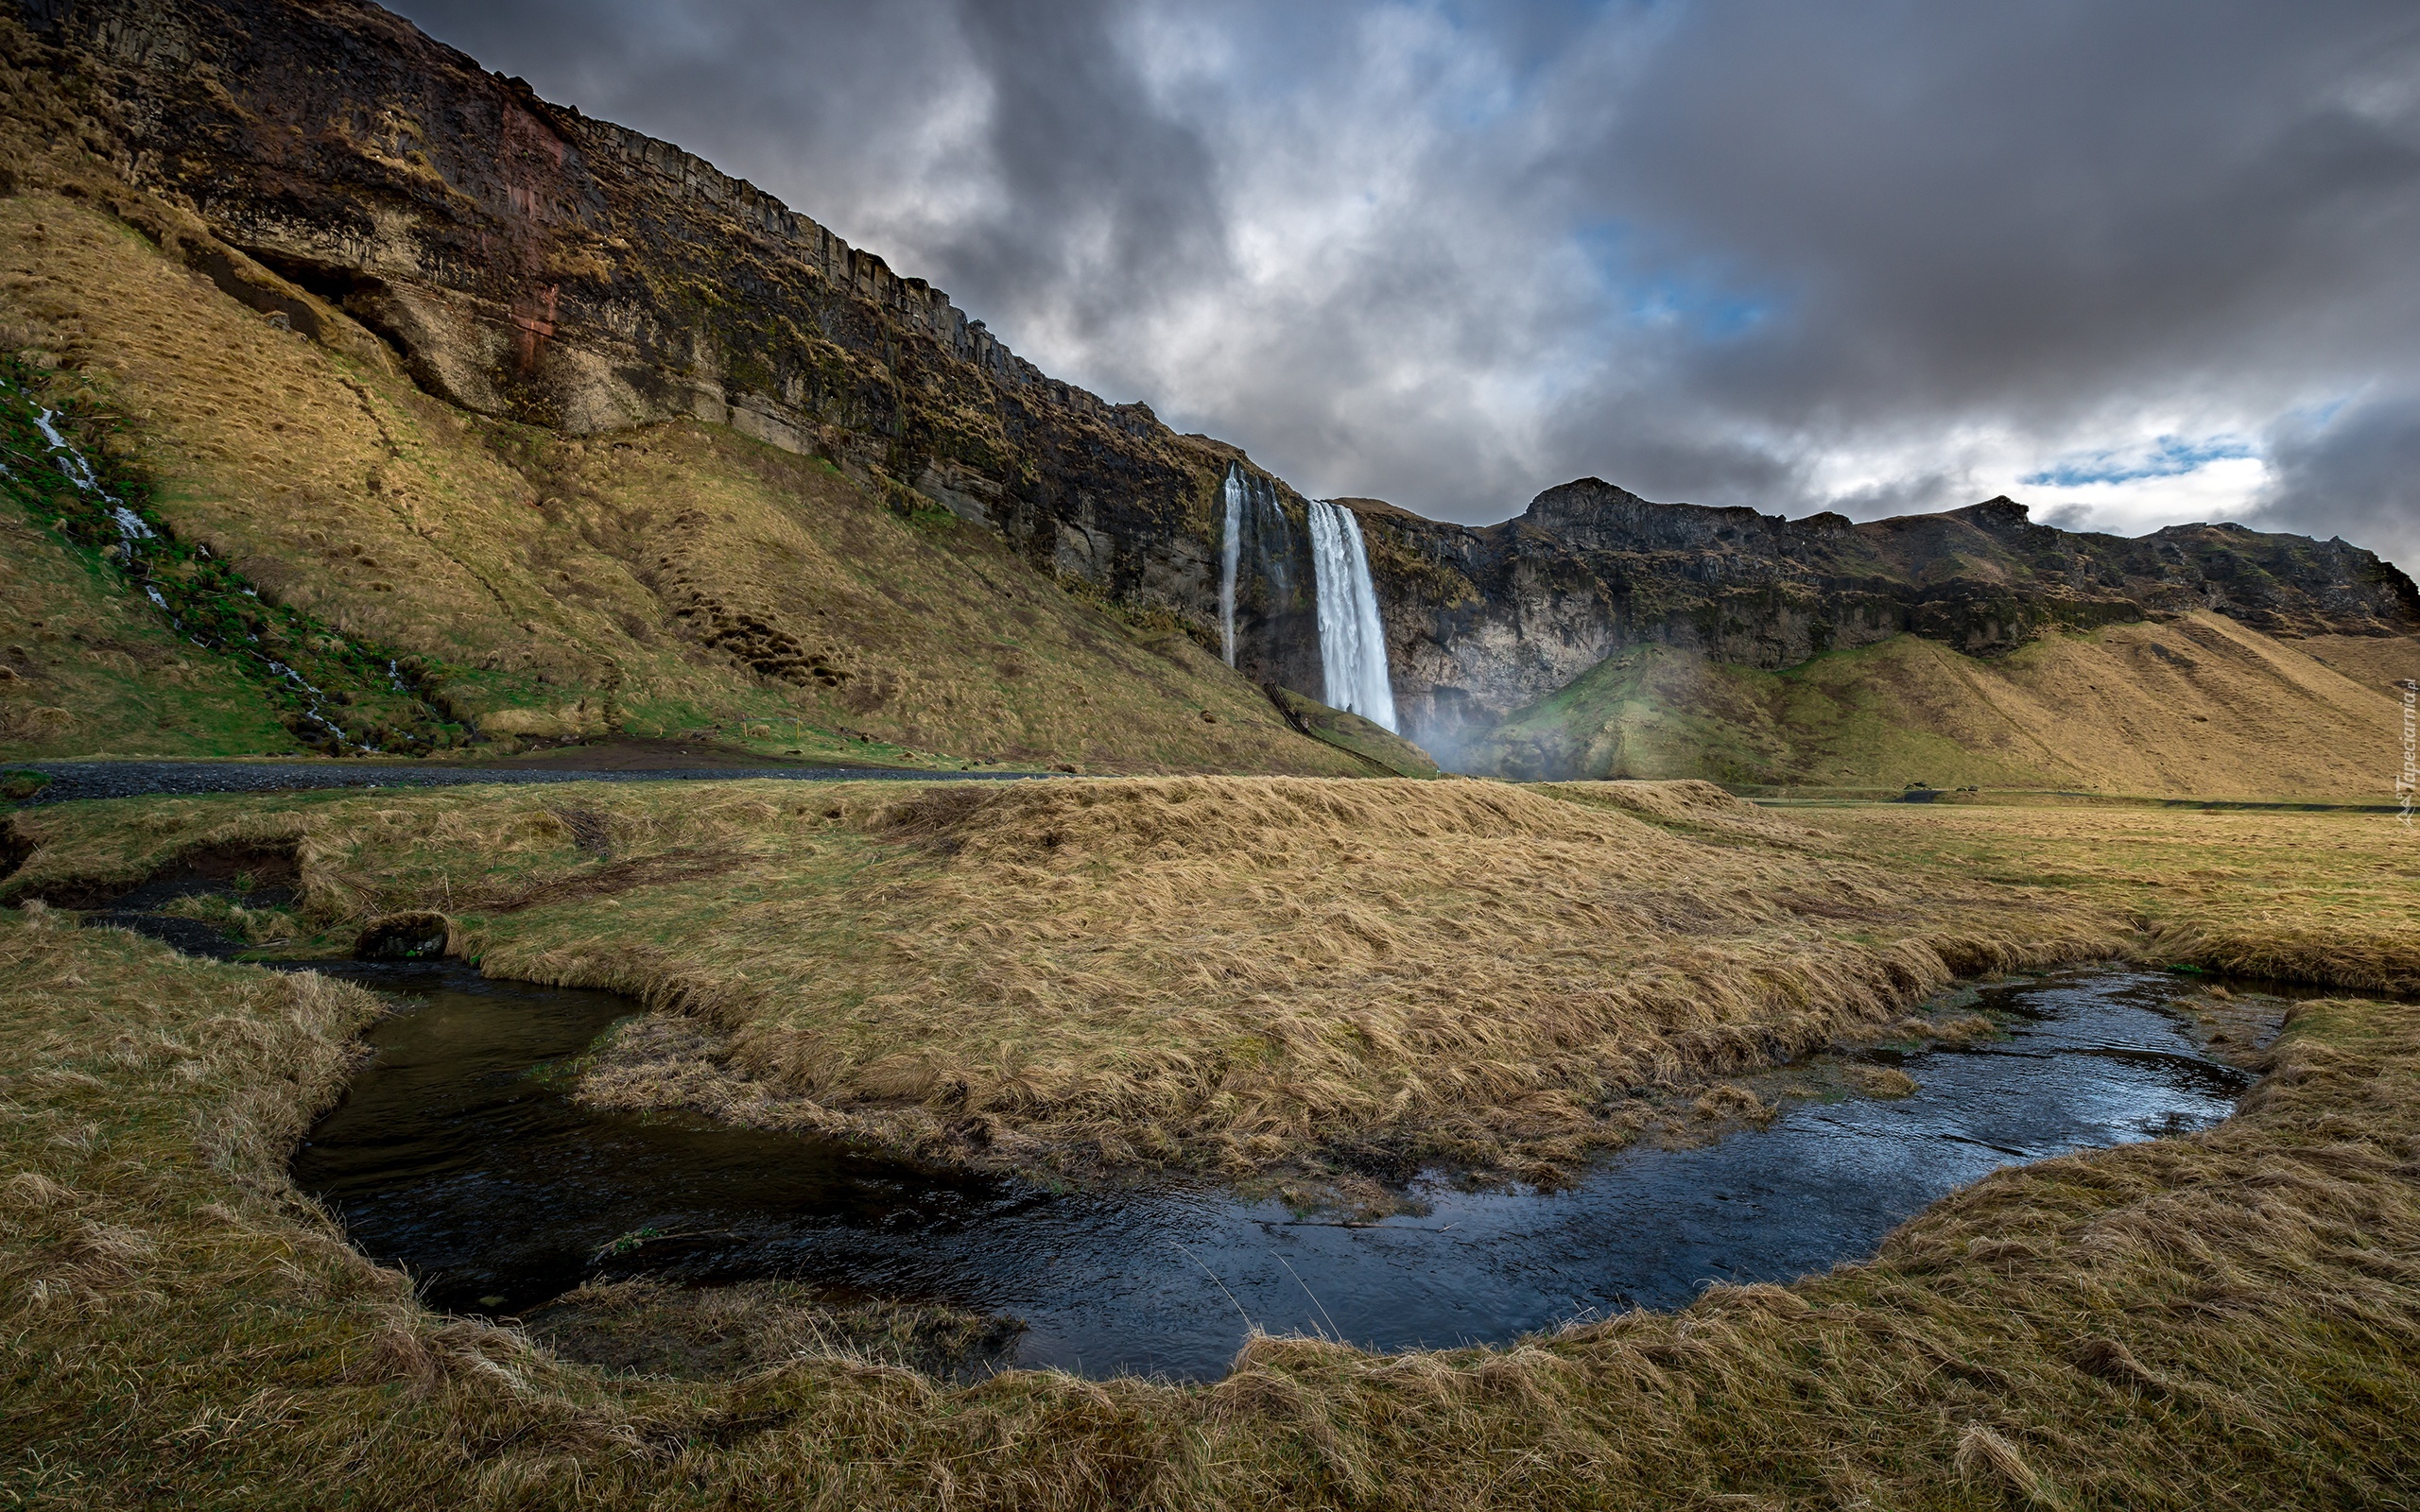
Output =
[
  {"x1": 13, "y1": 0, "x2": 1259, "y2": 630},
  {"x1": 1353, "y1": 482, "x2": 2420, "y2": 760},
  {"x1": 12, "y1": 0, "x2": 2417, "y2": 775}
]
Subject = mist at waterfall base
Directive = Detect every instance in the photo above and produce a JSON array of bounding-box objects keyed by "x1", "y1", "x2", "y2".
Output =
[{"x1": 1219, "y1": 464, "x2": 1400, "y2": 732}]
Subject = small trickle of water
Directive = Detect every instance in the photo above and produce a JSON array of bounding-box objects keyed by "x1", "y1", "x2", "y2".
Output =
[
  {"x1": 1306, "y1": 498, "x2": 1397, "y2": 730},
  {"x1": 5, "y1": 381, "x2": 372, "y2": 751},
  {"x1": 1216, "y1": 465, "x2": 1300, "y2": 672},
  {"x1": 31, "y1": 407, "x2": 100, "y2": 491}
]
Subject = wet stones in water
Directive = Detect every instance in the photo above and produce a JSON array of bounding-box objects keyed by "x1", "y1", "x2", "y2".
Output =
[{"x1": 354, "y1": 911, "x2": 452, "y2": 961}]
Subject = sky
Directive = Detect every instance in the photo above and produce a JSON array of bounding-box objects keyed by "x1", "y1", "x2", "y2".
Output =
[{"x1": 389, "y1": 0, "x2": 2420, "y2": 567}]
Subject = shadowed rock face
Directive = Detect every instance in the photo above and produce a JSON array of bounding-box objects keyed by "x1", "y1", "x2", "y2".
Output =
[
  {"x1": 1356, "y1": 483, "x2": 2420, "y2": 759},
  {"x1": 13, "y1": 0, "x2": 2419, "y2": 767},
  {"x1": 14, "y1": 0, "x2": 1255, "y2": 635}
]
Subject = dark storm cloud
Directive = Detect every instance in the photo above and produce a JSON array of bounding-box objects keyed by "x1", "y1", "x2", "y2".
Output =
[
  {"x1": 2251, "y1": 390, "x2": 2420, "y2": 557},
  {"x1": 387, "y1": 1, "x2": 2420, "y2": 567}
]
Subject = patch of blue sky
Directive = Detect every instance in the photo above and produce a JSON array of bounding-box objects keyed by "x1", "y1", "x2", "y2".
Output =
[
  {"x1": 1572, "y1": 219, "x2": 1784, "y2": 342},
  {"x1": 2273, "y1": 392, "x2": 2355, "y2": 433},
  {"x1": 2023, "y1": 434, "x2": 2258, "y2": 489},
  {"x1": 1629, "y1": 282, "x2": 1772, "y2": 337}
]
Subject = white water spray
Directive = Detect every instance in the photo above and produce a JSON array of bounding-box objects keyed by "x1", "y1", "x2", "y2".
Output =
[
  {"x1": 1219, "y1": 467, "x2": 1244, "y2": 666},
  {"x1": 1305, "y1": 499, "x2": 1397, "y2": 730}
]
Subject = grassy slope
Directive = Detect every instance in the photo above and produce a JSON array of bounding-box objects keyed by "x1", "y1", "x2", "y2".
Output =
[
  {"x1": 2297, "y1": 630, "x2": 2420, "y2": 698},
  {"x1": 6, "y1": 775, "x2": 2368, "y2": 1201},
  {"x1": 3, "y1": 901, "x2": 2415, "y2": 1509},
  {"x1": 1467, "y1": 613, "x2": 2414, "y2": 798},
  {"x1": 0, "y1": 188, "x2": 1359, "y2": 774},
  {"x1": 0, "y1": 463, "x2": 298, "y2": 756},
  {"x1": 1263, "y1": 683, "x2": 1443, "y2": 776}
]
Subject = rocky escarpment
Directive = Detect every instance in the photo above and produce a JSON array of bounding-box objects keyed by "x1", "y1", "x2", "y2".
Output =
[
  {"x1": 1348, "y1": 481, "x2": 2420, "y2": 760},
  {"x1": 10, "y1": 0, "x2": 2416, "y2": 776},
  {"x1": 9, "y1": 0, "x2": 1282, "y2": 644}
]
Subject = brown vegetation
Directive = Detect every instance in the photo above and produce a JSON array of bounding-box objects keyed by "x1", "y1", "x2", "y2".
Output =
[
  {"x1": 6, "y1": 776, "x2": 2125, "y2": 1194},
  {"x1": 1472, "y1": 611, "x2": 2417, "y2": 797},
  {"x1": 525, "y1": 1279, "x2": 1021, "y2": 1382},
  {"x1": 13, "y1": 780, "x2": 2414, "y2": 1203},
  {"x1": 0, "y1": 178, "x2": 1357, "y2": 772},
  {"x1": 3, "y1": 904, "x2": 2415, "y2": 1508},
  {"x1": 1803, "y1": 799, "x2": 2420, "y2": 996}
]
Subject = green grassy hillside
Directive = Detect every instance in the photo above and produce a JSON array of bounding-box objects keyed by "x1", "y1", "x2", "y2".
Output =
[
  {"x1": 0, "y1": 185, "x2": 1361, "y2": 773},
  {"x1": 1467, "y1": 613, "x2": 2414, "y2": 799}
]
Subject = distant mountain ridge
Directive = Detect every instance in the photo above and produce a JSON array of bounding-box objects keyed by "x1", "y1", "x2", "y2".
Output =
[{"x1": 1357, "y1": 479, "x2": 2419, "y2": 759}]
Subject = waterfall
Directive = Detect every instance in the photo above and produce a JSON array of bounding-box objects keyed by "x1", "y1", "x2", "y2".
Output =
[
  {"x1": 1305, "y1": 499, "x2": 1398, "y2": 730},
  {"x1": 1219, "y1": 466, "x2": 1244, "y2": 665},
  {"x1": 1217, "y1": 464, "x2": 1298, "y2": 669}
]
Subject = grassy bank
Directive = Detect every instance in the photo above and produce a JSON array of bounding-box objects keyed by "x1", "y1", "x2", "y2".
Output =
[
  {"x1": 2, "y1": 777, "x2": 2123, "y2": 1196},
  {"x1": 1800, "y1": 800, "x2": 2420, "y2": 995},
  {"x1": 3, "y1": 905, "x2": 2415, "y2": 1508}
]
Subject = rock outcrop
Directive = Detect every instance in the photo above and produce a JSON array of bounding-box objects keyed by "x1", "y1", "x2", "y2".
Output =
[
  {"x1": 1354, "y1": 482, "x2": 2420, "y2": 760},
  {"x1": 11, "y1": 0, "x2": 1261, "y2": 636}
]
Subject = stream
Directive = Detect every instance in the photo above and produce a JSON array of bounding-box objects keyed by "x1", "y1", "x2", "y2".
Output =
[{"x1": 282, "y1": 959, "x2": 2287, "y2": 1381}]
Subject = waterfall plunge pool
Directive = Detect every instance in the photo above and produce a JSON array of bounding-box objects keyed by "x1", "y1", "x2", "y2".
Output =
[{"x1": 281, "y1": 963, "x2": 2293, "y2": 1382}]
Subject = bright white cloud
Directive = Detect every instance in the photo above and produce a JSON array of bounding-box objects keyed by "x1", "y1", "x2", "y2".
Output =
[{"x1": 2019, "y1": 456, "x2": 2273, "y2": 536}]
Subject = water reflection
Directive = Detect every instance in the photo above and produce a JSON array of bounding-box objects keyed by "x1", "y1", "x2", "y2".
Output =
[{"x1": 289, "y1": 963, "x2": 2280, "y2": 1380}]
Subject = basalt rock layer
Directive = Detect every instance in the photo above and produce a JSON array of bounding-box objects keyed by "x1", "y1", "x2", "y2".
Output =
[
  {"x1": 1352, "y1": 481, "x2": 2420, "y2": 760},
  {"x1": 8, "y1": 0, "x2": 2417, "y2": 782},
  {"x1": 9, "y1": 0, "x2": 1270, "y2": 637}
]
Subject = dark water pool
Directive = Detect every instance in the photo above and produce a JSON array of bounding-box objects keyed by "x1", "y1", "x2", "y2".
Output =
[{"x1": 286, "y1": 962, "x2": 2286, "y2": 1380}]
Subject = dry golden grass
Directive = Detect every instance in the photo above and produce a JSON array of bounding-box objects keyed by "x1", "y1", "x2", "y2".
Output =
[
  {"x1": 2297, "y1": 630, "x2": 2420, "y2": 699},
  {"x1": 525, "y1": 1279, "x2": 1020, "y2": 1381},
  {"x1": 1801, "y1": 800, "x2": 2420, "y2": 995},
  {"x1": 1478, "y1": 611, "x2": 2417, "y2": 798},
  {"x1": 4, "y1": 904, "x2": 2416, "y2": 1509},
  {"x1": 0, "y1": 174, "x2": 1358, "y2": 773},
  {"x1": 6, "y1": 776, "x2": 2119, "y2": 1191}
]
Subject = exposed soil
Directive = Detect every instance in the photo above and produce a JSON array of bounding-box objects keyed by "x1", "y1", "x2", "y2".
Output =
[
  {"x1": 5, "y1": 838, "x2": 298, "y2": 909},
  {"x1": 492, "y1": 848, "x2": 746, "y2": 914}
]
